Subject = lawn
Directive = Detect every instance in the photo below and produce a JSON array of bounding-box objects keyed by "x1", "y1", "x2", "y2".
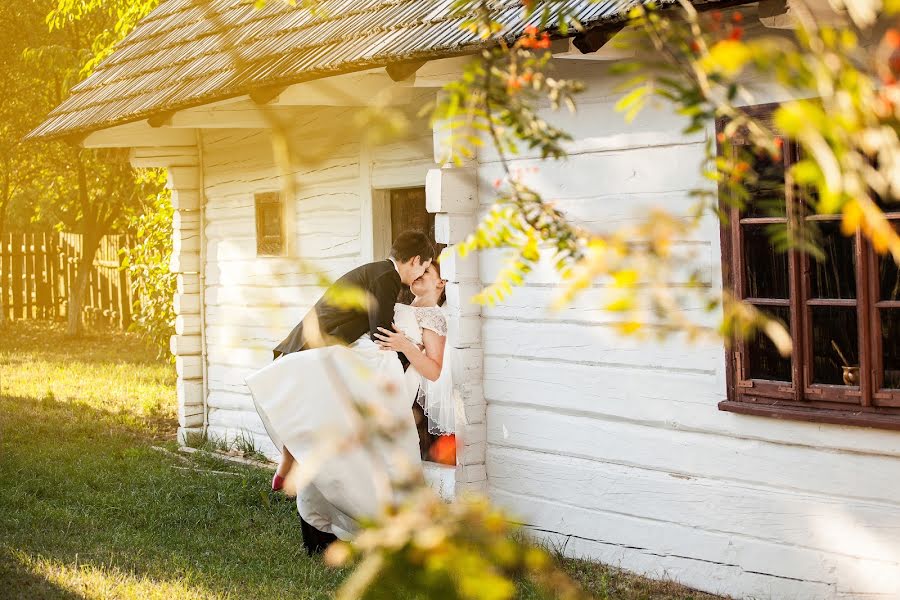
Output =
[{"x1": 0, "y1": 320, "x2": 722, "y2": 600}]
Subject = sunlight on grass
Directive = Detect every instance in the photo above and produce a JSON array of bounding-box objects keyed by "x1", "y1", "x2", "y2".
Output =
[
  {"x1": 5, "y1": 549, "x2": 221, "y2": 600},
  {"x1": 0, "y1": 321, "x2": 175, "y2": 433}
]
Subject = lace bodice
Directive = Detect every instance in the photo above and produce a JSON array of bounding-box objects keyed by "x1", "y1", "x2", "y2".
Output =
[{"x1": 393, "y1": 303, "x2": 447, "y2": 345}]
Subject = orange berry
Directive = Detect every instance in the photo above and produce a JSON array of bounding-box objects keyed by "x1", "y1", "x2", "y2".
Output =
[
  {"x1": 429, "y1": 435, "x2": 457, "y2": 465},
  {"x1": 885, "y1": 29, "x2": 900, "y2": 49}
]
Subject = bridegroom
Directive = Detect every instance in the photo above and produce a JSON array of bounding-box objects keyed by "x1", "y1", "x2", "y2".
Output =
[
  {"x1": 272, "y1": 230, "x2": 435, "y2": 359},
  {"x1": 271, "y1": 230, "x2": 434, "y2": 554}
]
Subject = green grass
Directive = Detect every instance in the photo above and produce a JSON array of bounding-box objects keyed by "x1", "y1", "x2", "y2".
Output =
[
  {"x1": 0, "y1": 320, "x2": 721, "y2": 600},
  {"x1": 0, "y1": 320, "x2": 343, "y2": 599}
]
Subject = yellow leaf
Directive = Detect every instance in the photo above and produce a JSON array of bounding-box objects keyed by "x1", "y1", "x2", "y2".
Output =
[
  {"x1": 841, "y1": 200, "x2": 863, "y2": 235},
  {"x1": 701, "y1": 40, "x2": 752, "y2": 77},
  {"x1": 763, "y1": 319, "x2": 793, "y2": 357},
  {"x1": 606, "y1": 297, "x2": 634, "y2": 312},
  {"x1": 612, "y1": 269, "x2": 638, "y2": 288},
  {"x1": 616, "y1": 320, "x2": 643, "y2": 335}
]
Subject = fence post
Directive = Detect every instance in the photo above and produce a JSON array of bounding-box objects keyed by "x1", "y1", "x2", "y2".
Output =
[
  {"x1": 1, "y1": 233, "x2": 8, "y2": 321},
  {"x1": 0, "y1": 231, "x2": 135, "y2": 329}
]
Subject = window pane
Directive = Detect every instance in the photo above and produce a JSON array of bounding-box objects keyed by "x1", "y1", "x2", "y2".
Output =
[
  {"x1": 743, "y1": 153, "x2": 787, "y2": 218},
  {"x1": 261, "y1": 205, "x2": 281, "y2": 236},
  {"x1": 747, "y1": 305, "x2": 792, "y2": 381},
  {"x1": 810, "y1": 306, "x2": 859, "y2": 386},
  {"x1": 809, "y1": 221, "x2": 857, "y2": 300},
  {"x1": 882, "y1": 310, "x2": 900, "y2": 389},
  {"x1": 874, "y1": 194, "x2": 899, "y2": 211},
  {"x1": 880, "y1": 234, "x2": 900, "y2": 302},
  {"x1": 743, "y1": 225, "x2": 790, "y2": 298}
]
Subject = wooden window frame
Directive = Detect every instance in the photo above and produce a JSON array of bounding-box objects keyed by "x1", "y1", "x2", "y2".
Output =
[
  {"x1": 718, "y1": 103, "x2": 900, "y2": 430},
  {"x1": 254, "y1": 191, "x2": 285, "y2": 257}
]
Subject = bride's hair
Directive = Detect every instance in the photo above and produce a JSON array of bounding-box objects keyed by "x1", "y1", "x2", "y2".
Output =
[{"x1": 434, "y1": 260, "x2": 447, "y2": 307}]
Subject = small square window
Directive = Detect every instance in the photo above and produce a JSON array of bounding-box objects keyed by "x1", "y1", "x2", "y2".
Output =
[{"x1": 255, "y1": 192, "x2": 284, "y2": 256}]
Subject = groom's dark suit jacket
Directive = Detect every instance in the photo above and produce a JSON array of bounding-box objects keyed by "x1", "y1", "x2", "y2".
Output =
[{"x1": 273, "y1": 259, "x2": 403, "y2": 360}]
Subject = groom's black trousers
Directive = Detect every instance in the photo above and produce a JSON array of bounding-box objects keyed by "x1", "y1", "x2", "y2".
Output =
[{"x1": 299, "y1": 515, "x2": 338, "y2": 555}]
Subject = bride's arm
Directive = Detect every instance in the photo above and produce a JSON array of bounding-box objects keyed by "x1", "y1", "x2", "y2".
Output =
[{"x1": 374, "y1": 326, "x2": 446, "y2": 382}]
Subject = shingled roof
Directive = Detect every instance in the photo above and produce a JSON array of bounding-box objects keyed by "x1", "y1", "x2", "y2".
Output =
[{"x1": 29, "y1": 0, "x2": 644, "y2": 141}]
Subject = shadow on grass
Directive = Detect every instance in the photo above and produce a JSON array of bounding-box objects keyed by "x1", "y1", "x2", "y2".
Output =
[{"x1": 0, "y1": 392, "x2": 344, "y2": 599}]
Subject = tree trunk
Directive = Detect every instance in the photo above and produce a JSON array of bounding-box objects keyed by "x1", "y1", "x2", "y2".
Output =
[
  {"x1": 66, "y1": 230, "x2": 101, "y2": 336},
  {"x1": 67, "y1": 153, "x2": 103, "y2": 337}
]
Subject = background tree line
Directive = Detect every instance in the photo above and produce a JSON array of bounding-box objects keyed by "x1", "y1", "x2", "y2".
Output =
[{"x1": 0, "y1": 0, "x2": 170, "y2": 350}]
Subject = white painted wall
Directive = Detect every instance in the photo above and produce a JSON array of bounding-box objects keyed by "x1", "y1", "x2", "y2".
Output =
[
  {"x1": 199, "y1": 102, "x2": 435, "y2": 456},
  {"x1": 190, "y1": 25, "x2": 900, "y2": 598},
  {"x1": 477, "y1": 45, "x2": 900, "y2": 600}
]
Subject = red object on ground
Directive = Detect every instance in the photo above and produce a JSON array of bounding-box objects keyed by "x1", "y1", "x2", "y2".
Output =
[{"x1": 429, "y1": 435, "x2": 457, "y2": 465}]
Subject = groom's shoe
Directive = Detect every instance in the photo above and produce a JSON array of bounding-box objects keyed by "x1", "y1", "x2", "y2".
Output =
[{"x1": 272, "y1": 473, "x2": 285, "y2": 492}]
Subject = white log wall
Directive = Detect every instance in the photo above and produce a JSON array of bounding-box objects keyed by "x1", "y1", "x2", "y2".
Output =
[
  {"x1": 180, "y1": 30, "x2": 900, "y2": 598},
  {"x1": 200, "y1": 104, "x2": 435, "y2": 458},
  {"x1": 476, "y1": 50, "x2": 900, "y2": 600}
]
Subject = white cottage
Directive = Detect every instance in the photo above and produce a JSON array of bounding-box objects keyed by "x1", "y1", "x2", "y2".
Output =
[{"x1": 30, "y1": 0, "x2": 900, "y2": 598}]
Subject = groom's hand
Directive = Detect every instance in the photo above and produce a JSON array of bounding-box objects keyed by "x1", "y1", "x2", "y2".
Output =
[{"x1": 374, "y1": 324, "x2": 414, "y2": 354}]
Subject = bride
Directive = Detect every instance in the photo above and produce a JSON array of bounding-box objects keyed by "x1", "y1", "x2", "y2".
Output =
[{"x1": 244, "y1": 262, "x2": 455, "y2": 553}]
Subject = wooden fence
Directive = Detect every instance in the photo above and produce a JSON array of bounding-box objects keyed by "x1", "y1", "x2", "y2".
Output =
[{"x1": 1, "y1": 232, "x2": 134, "y2": 328}]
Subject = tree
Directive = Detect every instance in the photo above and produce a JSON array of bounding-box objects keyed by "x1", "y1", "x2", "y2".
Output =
[
  {"x1": 8, "y1": 0, "x2": 164, "y2": 335},
  {"x1": 0, "y1": 1, "x2": 54, "y2": 324}
]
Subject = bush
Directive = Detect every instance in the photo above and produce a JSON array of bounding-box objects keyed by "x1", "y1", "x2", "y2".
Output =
[{"x1": 120, "y1": 170, "x2": 176, "y2": 361}]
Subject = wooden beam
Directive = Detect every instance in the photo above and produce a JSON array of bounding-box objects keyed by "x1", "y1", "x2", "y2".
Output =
[
  {"x1": 249, "y1": 85, "x2": 287, "y2": 105},
  {"x1": 130, "y1": 146, "x2": 200, "y2": 169},
  {"x1": 148, "y1": 111, "x2": 176, "y2": 128},
  {"x1": 386, "y1": 60, "x2": 426, "y2": 82},
  {"x1": 552, "y1": 27, "x2": 633, "y2": 61},
  {"x1": 412, "y1": 56, "x2": 474, "y2": 88},
  {"x1": 271, "y1": 73, "x2": 413, "y2": 106},
  {"x1": 572, "y1": 24, "x2": 626, "y2": 55},
  {"x1": 81, "y1": 122, "x2": 197, "y2": 148},
  {"x1": 160, "y1": 100, "x2": 302, "y2": 129},
  {"x1": 758, "y1": 0, "x2": 847, "y2": 28}
]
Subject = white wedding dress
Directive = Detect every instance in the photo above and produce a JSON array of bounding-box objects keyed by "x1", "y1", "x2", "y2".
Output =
[{"x1": 244, "y1": 303, "x2": 448, "y2": 540}]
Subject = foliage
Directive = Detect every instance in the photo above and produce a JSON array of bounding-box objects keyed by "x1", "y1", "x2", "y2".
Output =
[
  {"x1": 326, "y1": 490, "x2": 588, "y2": 600},
  {"x1": 3, "y1": 0, "x2": 168, "y2": 335},
  {"x1": 47, "y1": 0, "x2": 161, "y2": 76},
  {"x1": 0, "y1": 1, "x2": 54, "y2": 322},
  {"x1": 120, "y1": 170, "x2": 176, "y2": 360},
  {"x1": 434, "y1": 0, "x2": 899, "y2": 355},
  {"x1": 615, "y1": 0, "x2": 900, "y2": 259}
]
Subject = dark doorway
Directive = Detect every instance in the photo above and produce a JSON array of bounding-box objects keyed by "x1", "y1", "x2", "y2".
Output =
[
  {"x1": 387, "y1": 187, "x2": 453, "y2": 464},
  {"x1": 390, "y1": 187, "x2": 434, "y2": 243}
]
